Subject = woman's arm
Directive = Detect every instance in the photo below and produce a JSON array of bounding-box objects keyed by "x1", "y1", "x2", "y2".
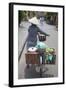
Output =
[{"x1": 37, "y1": 26, "x2": 50, "y2": 36}]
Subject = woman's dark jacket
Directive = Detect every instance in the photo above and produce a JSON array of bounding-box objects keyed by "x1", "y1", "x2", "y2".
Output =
[{"x1": 27, "y1": 24, "x2": 49, "y2": 49}]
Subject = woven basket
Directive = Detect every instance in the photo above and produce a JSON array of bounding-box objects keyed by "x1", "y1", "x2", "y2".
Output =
[{"x1": 38, "y1": 33, "x2": 46, "y2": 41}]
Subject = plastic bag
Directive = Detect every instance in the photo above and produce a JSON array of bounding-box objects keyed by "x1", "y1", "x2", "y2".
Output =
[{"x1": 35, "y1": 41, "x2": 48, "y2": 49}]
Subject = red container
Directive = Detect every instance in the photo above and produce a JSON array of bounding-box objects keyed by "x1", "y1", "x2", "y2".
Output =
[{"x1": 25, "y1": 51, "x2": 40, "y2": 64}]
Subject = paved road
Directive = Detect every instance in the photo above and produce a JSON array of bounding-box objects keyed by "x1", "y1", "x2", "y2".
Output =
[{"x1": 18, "y1": 21, "x2": 58, "y2": 79}]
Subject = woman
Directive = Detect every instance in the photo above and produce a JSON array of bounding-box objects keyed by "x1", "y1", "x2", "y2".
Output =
[{"x1": 27, "y1": 17, "x2": 49, "y2": 50}]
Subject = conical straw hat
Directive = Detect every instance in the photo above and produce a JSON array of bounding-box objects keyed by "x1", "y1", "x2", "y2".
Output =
[{"x1": 29, "y1": 17, "x2": 39, "y2": 25}]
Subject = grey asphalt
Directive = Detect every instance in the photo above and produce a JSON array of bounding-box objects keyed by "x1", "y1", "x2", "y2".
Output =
[{"x1": 18, "y1": 21, "x2": 58, "y2": 79}]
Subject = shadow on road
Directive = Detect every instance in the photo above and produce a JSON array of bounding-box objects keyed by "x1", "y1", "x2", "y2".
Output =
[{"x1": 24, "y1": 65, "x2": 54, "y2": 79}]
